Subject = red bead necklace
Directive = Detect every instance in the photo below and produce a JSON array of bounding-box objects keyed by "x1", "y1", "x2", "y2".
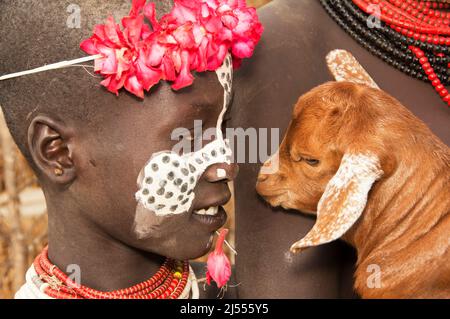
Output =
[
  {"x1": 386, "y1": 0, "x2": 450, "y2": 26},
  {"x1": 354, "y1": 0, "x2": 450, "y2": 34},
  {"x1": 411, "y1": 45, "x2": 450, "y2": 102},
  {"x1": 33, "y1": 246, "x2": 190, "y2": 299},
  {"x1": 352, "y1": 0, "x2": 450, "y2": 106}
]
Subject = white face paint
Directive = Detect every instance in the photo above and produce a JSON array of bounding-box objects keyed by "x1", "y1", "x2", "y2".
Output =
[{"x1": 135, "y1": 54, "x2": 233, "y2": 217}]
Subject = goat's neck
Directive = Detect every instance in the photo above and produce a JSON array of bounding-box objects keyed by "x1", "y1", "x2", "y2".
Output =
[{"x1": 343, "y1": 147, "x2": 450, "y2": 266}]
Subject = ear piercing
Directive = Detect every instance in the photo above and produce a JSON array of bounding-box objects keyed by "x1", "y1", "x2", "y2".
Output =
[{"x1": 54, "y1": 168, "x2": 64, "y2": 176}]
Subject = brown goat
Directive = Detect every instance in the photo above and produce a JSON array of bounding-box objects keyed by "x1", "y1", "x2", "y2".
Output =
[{"x1": 256, "y1": 81, "x2": 450, "y2": 298}]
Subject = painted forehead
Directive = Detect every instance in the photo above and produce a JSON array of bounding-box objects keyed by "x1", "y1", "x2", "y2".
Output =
[{"x1": 158, "y1": 57, "x2": 232, "y2": 122}]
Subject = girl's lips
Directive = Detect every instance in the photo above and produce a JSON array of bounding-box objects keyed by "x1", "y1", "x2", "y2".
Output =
[{"x1": 191, "y1": 206, "x2": 227, "y2": 231}]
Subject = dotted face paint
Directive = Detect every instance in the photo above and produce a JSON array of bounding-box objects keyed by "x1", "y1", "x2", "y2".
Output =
[{"x1": 135, "y1": 54, "x2": 233, "y2": 217}]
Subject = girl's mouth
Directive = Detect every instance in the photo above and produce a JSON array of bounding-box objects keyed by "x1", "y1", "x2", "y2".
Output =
[
  {"x1": 194, "y1": 206, "x2": 220, "y2": 216},
  {"x1": 192, "y1": 206, "x2": 227, "y2": 231}
]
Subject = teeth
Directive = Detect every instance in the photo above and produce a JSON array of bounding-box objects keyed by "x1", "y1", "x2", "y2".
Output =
[
  {"x1": 196, "y1": 209, "x2": 207, "y2": 215},
  {"x1": 194, "y1": 206, "x2": 219, "y2": 216},
  {"x1": 205, "y1": 207, "x2": 219, "y2": 216}
]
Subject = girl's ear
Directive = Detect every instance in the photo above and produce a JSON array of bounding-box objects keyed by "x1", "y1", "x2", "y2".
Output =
[
  {"x1": 27, "y1": 115, "x2": 76, "y2": 185},
  {"x1": 290, "y1": 152, "x2": 383, "y2": 253}
]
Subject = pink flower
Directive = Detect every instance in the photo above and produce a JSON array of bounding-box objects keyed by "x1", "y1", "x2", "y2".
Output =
[
  {"x1": 206, "y1": 229, "x2": 232, "y2": 289},
  {"x1": 80, "y1": 0, "x2": 264, "y2": 98}
]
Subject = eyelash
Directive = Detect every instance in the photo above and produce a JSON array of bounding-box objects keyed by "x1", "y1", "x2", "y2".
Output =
[
  {"x1": 304, "y1": 158, "x2": 320, "y2": 166},
  {"x1": 290, "y1": 152, "x2": 320, "y2": 167}
]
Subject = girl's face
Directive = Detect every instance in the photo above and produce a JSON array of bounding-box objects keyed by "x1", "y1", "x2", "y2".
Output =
[{"x1": 75, "y1": 58, "x2": 237, "y2": 261}]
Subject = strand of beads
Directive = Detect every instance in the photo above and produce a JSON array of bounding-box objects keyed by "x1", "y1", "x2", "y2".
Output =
[
  {"x1": 321, "y1": 0, "x2": 450, "y2": 107},
  {"x1": 33, "y1": 246, "x2": 190, "y2": 299}
]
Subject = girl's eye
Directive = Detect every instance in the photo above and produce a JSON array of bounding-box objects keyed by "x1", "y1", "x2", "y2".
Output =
[{"x1": 305, "y1": 158, "x2": 320, "y2": 166}]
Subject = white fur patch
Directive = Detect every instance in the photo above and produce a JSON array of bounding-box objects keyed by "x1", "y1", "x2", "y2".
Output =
[
  {"x1": 326, "y1": 49, "x2": 379, "y2": 89},
  {"x1": 291, "y1": 152, "x2": 383, "y2": 253}
]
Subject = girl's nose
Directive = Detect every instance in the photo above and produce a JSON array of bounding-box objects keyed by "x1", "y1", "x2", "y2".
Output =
[{"x1": 203, "y1": 163, "x2": 239, "y2": 182}]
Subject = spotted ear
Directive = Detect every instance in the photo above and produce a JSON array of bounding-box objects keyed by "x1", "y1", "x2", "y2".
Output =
[{"x1": 290, "y1": 152, "x2": 384, "y2": 253}]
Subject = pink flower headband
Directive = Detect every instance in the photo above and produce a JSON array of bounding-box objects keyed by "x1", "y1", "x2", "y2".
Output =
[{"x1": 0, "y1": 0, "x2": 263, "y2": 99}]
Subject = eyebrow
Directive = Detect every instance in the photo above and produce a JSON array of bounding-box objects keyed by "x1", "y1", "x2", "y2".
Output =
[
  {"x1": 297, "y1": 150, "x2": 318, "y2": 159},
  {"x1": 190, "y1": 101, "x2": 216, "y2": 109},
  {"x1": 178, "y1": 102, "x2": 218, "y2": 127},
  {"x1": 288, "y1": 143, "x2": 317, "y2": 159}
]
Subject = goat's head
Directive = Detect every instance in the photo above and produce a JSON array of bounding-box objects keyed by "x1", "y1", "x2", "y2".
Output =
[{"x1": 256, "y1": 82, "x2": 405, "y2": 253}]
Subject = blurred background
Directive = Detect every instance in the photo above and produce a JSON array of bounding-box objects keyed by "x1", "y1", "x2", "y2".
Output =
[{"x1": 0, "y1": 0, "x2": 271, "y2": 299}]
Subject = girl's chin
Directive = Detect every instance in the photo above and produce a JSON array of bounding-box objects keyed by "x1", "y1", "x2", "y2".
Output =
[{"x1": 168, "y1": 234, "x2": 215, "y2": 261}]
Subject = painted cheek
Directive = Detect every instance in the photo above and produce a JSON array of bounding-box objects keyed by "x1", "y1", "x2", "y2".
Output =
[{"x1": 135, "y1": 139, "x2": 233, "y2": 216}]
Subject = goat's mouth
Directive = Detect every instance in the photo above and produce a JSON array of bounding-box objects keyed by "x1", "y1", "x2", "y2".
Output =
[
  {"x1": 259, "y1": 191, "x2": 290, "y2": 208},
  {"x1": 261, "y1": 191, "x2": 311, "y2": 212},
  {"x1": 256, "y1": 182, "x2": 287, "y2": 199}
]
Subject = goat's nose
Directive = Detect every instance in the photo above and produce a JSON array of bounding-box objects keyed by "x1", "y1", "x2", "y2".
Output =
[
  {"x1": 257, "y1": 173, "x2": 270, "y2": 183},
  {"x1": 256, "y1": 172, "x2": 274, "y2": 198}
]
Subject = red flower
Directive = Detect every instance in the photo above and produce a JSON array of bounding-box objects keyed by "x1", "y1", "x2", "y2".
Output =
[
  {"x1": 206, "y1": 229, "x2": 232, "y2": 289},
  {"x1": 80, "y1": 0, "x2": 263, "y2": 98}
]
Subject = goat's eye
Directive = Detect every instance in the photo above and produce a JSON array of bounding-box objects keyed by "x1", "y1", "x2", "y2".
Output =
[{"x1": 305, "y1": 158, "x2": 320, "y2": 166}]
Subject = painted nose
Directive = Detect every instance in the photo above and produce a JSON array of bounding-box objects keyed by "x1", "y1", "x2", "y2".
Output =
[{"x1": 204, "y1": 163, "x2": 239, "y2": 182}]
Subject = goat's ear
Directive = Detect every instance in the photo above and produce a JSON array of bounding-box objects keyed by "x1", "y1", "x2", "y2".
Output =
[{"x1": 290, "y1": 152, "x2": 383, "y2": 253}]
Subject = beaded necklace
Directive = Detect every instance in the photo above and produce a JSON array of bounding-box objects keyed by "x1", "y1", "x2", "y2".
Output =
[
  {"x1": 321, "y1": 0, "x2": 450, "y2": 107},
  {"x1": 33, "y1": 246, "x2": 191, "y2": 299}
]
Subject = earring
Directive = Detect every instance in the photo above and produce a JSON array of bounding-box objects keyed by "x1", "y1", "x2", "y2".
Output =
[{"x1": 54, "y1": 167, "x2": 64, "y2": 176}]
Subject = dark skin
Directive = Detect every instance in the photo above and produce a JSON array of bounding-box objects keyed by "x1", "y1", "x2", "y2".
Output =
[
  {"x1": 232, "y1": 0, "x2": 449, "y2": 298},
  {"x1": 28, "y1": 71, "x2": 238, "y2": 292}
]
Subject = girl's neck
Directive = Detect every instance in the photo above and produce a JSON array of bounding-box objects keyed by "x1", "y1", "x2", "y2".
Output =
[{"x1": 47, "y1": 209, "x2": 164, "y2": 292}]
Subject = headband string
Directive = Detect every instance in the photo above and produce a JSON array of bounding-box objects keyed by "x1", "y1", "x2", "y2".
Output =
[{"x1": 0, "y1": 54, "x2": 102, "y2": 81}]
